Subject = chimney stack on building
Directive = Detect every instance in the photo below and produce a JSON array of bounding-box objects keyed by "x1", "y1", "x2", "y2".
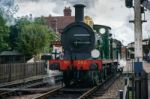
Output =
[{"x1": 64, "y1": 7, "x2": 71, "y2": 16}]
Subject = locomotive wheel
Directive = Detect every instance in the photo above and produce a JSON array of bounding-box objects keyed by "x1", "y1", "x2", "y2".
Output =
[
  {"x1": 63, "y1": 71, "x2": 71, "y2": 87},
  {"x1": 89, "y1": 71, "x2": 100, "y2": 86},
  {"x1": 93, "y1": 71, "x2": 100, "y2": 85}
]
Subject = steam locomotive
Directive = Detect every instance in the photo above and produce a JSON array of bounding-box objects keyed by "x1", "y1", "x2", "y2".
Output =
[{"x1": 49, "y1": 4, "x2": 119, "y2": 87}]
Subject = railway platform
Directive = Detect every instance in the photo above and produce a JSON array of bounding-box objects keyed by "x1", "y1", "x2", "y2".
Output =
[
  {"x1": 123, "y1": 60, "x2": 150, "y2": 73},
  {"x1": 123, "y1": 60, "x2": 150, "y2": 99}
]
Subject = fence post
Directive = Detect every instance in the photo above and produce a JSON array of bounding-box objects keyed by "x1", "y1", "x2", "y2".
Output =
[
  {"x1": 23, "y1": 57, "x2": 26, "y2": 79},
  {"x1": 8, "y1": 64, "x2": 11, "y2": 82},
  {"x1": 126, "y1": 87, "x2": 129, "y2": 99},
  {"x1": 36, "y1": 62, "x2": 37, "y2": 76},
  {"x1": 118, "y1": 90, "x2": 123, "y2": 99}
]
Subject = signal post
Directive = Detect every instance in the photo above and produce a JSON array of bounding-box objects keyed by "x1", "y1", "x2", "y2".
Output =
[
  {"x1": 125, "y1": 0, "x2": 147, "y2": 99},
  {"x1": 134, "y1": 1, "x2": 143, "y2": 99}
]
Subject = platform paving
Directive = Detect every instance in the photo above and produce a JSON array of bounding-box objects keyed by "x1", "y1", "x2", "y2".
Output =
[
  {"x1": 123, "y1": 60, "x2": 150, "y2": 73},
  {"x1": 143, "y1": 62, "x2": 150, "y2": 73},
  {"x1": 123, "y1": 60, "x2": 150, "y2": 99},
  {"x1": 123, "y1": 60, "x2": 134, "y2": 73}
]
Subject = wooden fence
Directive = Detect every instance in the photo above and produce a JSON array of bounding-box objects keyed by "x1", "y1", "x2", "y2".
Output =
[{"x1": 0, "y1": 62, "x2": 46, "y2": 83}]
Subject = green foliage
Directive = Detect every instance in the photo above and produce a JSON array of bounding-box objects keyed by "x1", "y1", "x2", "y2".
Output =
[
  {"x1": 16, "y1": 18, "x2": 31, "y2": 28},
  {"x1": 9, "y1": 25, "x2": 19, "y2": 50},
  {"x1": 34, "y1": 17, "x2": 46, "y2": 25},
  {"x1": 17, "y1": 18, "x2": 55, "y2": 57},
  {"x1": 0, "y1": 14, "x2": 10, "y2": 52},
  {"x1": 9, "y1": 18, "x2": 30, "y2": 50}
]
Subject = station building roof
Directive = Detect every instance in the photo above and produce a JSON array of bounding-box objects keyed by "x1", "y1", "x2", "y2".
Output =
[
  {"x1": 44, "y1": 7, "x2": 75, "y2": 34},
  {"x1": 0, "y1": 51, "x2": 23, "y2": 56}
]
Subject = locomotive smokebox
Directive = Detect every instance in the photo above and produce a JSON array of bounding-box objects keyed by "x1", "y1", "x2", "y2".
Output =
[{"x1": 74, "y1": 4, "x2": 85, "y2": 22}]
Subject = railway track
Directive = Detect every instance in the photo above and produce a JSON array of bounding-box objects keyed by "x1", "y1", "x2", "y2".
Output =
[
  {"x1": 0, "y1": 91, "x2": 10, "y2": 97},
  {"x1": 0, "y1": 80, "x2": 47, "y2": 98},
  {"x1": 0, "y1": 76, "x2": 46, "y2": 88},
  {"x1": 92, "y1": 74, "x2": 124, "y2": 99},
  {"x1": 0, "y1": 75, "x2": 63, "y2": 99},
  {"x1": 0, "y1": 74, "x2": 122, "y2": 99},
  {"x1": 0, "y1": 85, "x2": 63, "y2": 99},
  {"x1": 78, "y1": 74, "x2": 121, "y2": 99},
  {"x1": 33, "y1": 74, "x2": 121, "y2": 99},
  {"x1": 34, "y1": 86, "x2": 90, "y2": 99}
]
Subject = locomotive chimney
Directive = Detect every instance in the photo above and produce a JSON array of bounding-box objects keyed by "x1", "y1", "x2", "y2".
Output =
[{"x1": 74, "y1": 4, "x2": 85, "y2": 22}]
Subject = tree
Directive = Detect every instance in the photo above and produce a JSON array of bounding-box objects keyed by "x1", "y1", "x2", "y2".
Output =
[
  {"x1": 0, "y1": 14, "x2": 10, "y2": 52},
  {"x1": 17, "y1": 19, "x2": 55, "y2": 58},
  {"x1": 9, "y1": 25, "x2": 18, "y2": 50},
  {"x1": 9, "y1": 18, "x2": 31, "y2": 50}
]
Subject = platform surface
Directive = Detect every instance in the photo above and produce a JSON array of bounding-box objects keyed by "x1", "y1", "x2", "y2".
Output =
[
  {"x1": 123, "y1": 60, "x2": 150, "y2": 99},
  {"x1": 123, "y1": 60, "x2": 150, "y2": 73},
  {"x1": 123, "y1": 60, "x2": 133, "y2": 73},
  {"x1": 143, "y1": 62, "x2": 150, "y2": 73}
]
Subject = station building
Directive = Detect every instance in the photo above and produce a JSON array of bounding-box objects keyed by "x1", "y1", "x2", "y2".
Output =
[
  {"x1": 126, "y1": 38, "x2": 150, "y2": 59},
  {"x1": 44, "y1": 7, "x2": 75, "y2": 34},
  {"x1": 44, "y1": 6, "x2": 94, "y2": 55},
  {"x1": 44, "y1": 6, "x2": 94, "y2": 34}
]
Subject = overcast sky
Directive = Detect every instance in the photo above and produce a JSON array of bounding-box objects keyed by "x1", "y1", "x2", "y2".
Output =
[{"x1": 1, "y1": 0, "x2": 150, "y2": 45}]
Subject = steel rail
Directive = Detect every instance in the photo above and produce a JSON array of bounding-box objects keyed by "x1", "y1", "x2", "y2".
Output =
[
  {"x1": 0, "y1": 92, "x2": 9, "y2": 96},
  {"x1": 33, "y1": 86, "x2": 64, "y2": 99},
  {"x1": 0, "y1": 78, "x2": 62, "y2": 98},
  {"x1": 0, "y1": 81, "x2": 47, "y2": 98},
  {"x1": 77, "y1": 86, "x2": 98, "y2": 99},
  {"x1": 0, "y1": 91, "x2": 14, "y2": 98},
  {"x1": 78, "y1": 74, "x2": 121, "y2": 99}
]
